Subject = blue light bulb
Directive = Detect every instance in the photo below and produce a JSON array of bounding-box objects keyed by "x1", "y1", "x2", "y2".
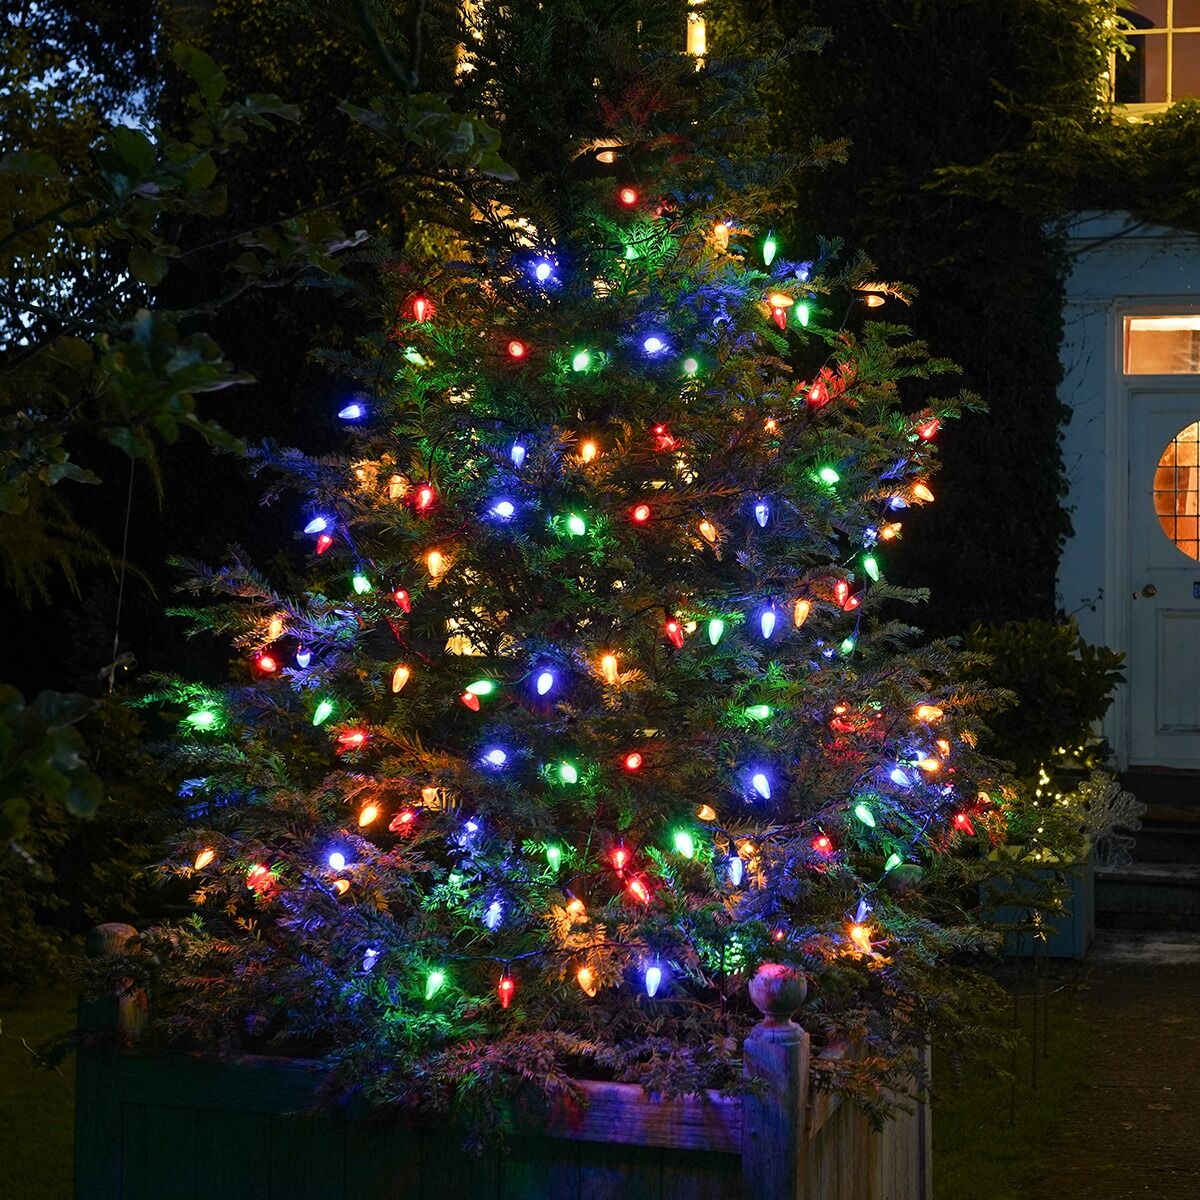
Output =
[
  {"x1": 536, "y1": 669, "x2": 555, "y2": 696},
  {"x1": 760, "y1": 608, "x2": 777, "y2": 639},
  {"x1": 304, "y1": 516, "x2": 328, "y2": 534},
  {"x1": 338, "y1": 402, "x2": 365, "y2": 421},
  {"x1": 484, "y1": 899, "x2": 503, "y2": 930},
  {"x1": 362, "y1": 947, "x2": 379, "y2": 971},
  {"x1": 533, "y1": 259, "x2": 553, "y2": 283},
  {"x1": 751, "y1": 771, "x2": 771, "y2": 800},
  {"x1": 490, "y1": 499, "x2": 516, "y2": 519},
  {"x1": 754, "y1": 501, "x2": 769, "y2": 527},
  {"x1": 642, "y1": 334, "x2": 667, "y2": 355},
  {"x1": 890, "y1": 767, "x2": 913, "y2": 788},
  {"x1": 295, "y1": 647, "x2": 312, "y2": 669},
  {"x1": 644, "y1": 963, "x2": 663, "y2": 997},
  {"x1": 727, "y1": 855, "x2": 745, "y2": 887},
  {"x1": 328, "y1": 851, "x2": 347, "y2": 871},
  {"x1": 484, "y1": 748, "x2": 508, "y2": 767},
  {"x1": 511, "y1": 442, "x2": 526, "y2": 467}
]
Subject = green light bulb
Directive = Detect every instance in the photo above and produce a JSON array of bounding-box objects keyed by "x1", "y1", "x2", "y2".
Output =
[
  {"x1": 795, "y1": 301, "x2": 810, "y2": 327},
  {"x1": 745, "y1": 704, "x2": 772, "y2": 721},
  {"x1": 863, "y1": 555, "x2": 880, "y2": 582},
  {"x1": 682, "y1": 356, "x2": 700, "y2": 376},
  {"x1": 566, "y1": 513, "x2": 587, "y2": 536},
  {"x1": 404, "y1": 347, "x2": 427, "y2": 366},
  {"x1": 854, "y1": 802, "x2": 876, "y2": 828},
  {"x1": 313, "y1": 698, "x2": 335, "y2": 726},
  {"x1": 352, "y1": 571, "x2": 371, "y2": 595},
  {"x1": 425, "y1": 969, "x2": 446, "y2": 1001},
  {"x1": 466, "y1": 679, "x2": 496, "y2": 696},
  {"x1": 572, "y1": 349, "x2": 591, "y2": 372},
  {"x1": 707, "y1": 618, "x2": 725, "y2": 646},
  {"x1": 884, "y1": 852, "x2": 903, "y2": 873},
  {"x1": 763, "y1": 232, "x2": 778, "y2": 266},
  {"x1": 559, "y1": 761, "x2": 578, "y2": 784},
  {"x1": 818, "y1": 466, "x2": 840, "y2": 485},
  {"x1": 546, "y1": 844, "x2": 563, "y2": 871},
  {"x1": 624, "y1": 245, "x2": 639, "y2": 260},
  {"x1": 185, "y1": 709, "x2": 216, "y2": 730},
  {"x1": 840, "y1": 637, "x2": 856, "y2": 655},
  {"x1": 673, "y1": 829, "x2": 696, "y2": 859}
]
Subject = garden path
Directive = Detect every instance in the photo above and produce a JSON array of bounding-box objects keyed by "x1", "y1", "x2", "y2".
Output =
[{"x1": 1027, "y1": 936, "x2": 1200, "y2": 1199}]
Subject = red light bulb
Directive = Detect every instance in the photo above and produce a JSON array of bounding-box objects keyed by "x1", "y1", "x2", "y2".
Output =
[
  {"x1": 507, "y1": 339, "x2": 527, "y2": 359},
  {"x1": 611, "y1": 847, "x2": 629, "y2": 872},
  {"x1": 389, "y1": 809, "x2": 416, "y2": 833},
  {"x1": 812, "y1": 834, "x2": 833, "y2": 855},
  {"x1": 834, "y1": 580, "x2": 849, "y2": 606},
  {"x1": 631, "y1": 503, "x2": 651, "y2": 523},
  {"x1": 953, "y1": 812, "x2": 976, "y2": 836},
  {"x1": 415, "y1": 484, "x2": 435, "y2": 512},
  {"x1": 618, "y1": 186, "x2": 639, "y2": 206},
  {"x1": 316, "y1": 533, "x2": 334, "y2": 555},
  {"x1": 623, "y1": 752, "x2": 643, "y2": 771},
  {"x1": 337, "y1": 729, "x2": 367, "y2": 750},
  {"x1": 413, "y1": 296, "x2": 430, "y2": 323},
  {"x1": 257, "y1": 654, "x2": 278, "y2": 674},
  {"x1": 807, "y1": 381, "x2": 829, "y2": 408},
  {"x1": 497, "y1": 973, "x2": 516, "y2": 1009},
  {"x1": 626, "y1": 876, "x2": 650, "y2": 905},
  {"x1": 461, "y1": 691, "x2": 480, "y2": 711},
  {"x1": 665, "y1": 619, "x2": 684, "y2": 649},
  {"x1": 916, "y1": 418, "x2": 940, "y2": 441},
  {"x1": 393, "y1": 588, "x2": 411, "y2": 612},
  {"x1": 843, "y1": 593, "x2": 861, "y2": 612}
]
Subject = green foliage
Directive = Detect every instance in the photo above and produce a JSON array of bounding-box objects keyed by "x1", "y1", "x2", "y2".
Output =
[
  {"x1": 711, "y1": 1, "x2": 1125, "y2": 632},
  {"x1": 120, "y1": 1, "x2": 1082, "y2": 1123},
  {"x1": 964, "y1": 619, "x2": 1124, "y2": 777}
]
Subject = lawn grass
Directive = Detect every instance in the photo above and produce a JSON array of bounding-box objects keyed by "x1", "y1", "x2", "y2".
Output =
[
  {"x1": 933, "y1": 973, "x2": 1092, "y2": 1200},
  {"x1": 0, "y1": 989, "x2": 78, "y2": 1200}
]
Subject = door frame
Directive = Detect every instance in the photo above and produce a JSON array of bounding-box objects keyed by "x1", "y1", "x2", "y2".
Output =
[{"x1": 1105, "y1": 299, "x2": 1200, "y2": 767}]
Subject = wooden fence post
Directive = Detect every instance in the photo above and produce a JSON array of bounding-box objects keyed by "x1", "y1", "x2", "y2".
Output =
[
  {"x1": 741, "y1": 964, "x2": 811, "y2": 1200},
  {"x1": 75, "y1": 922, "x2": 142, "y2": 1200}
]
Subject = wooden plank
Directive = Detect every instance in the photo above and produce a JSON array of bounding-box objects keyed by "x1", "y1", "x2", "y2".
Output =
[
  {"x1": 116, "y1": 1053, "x2": 323, "y2": 1115},
  {"x1": 74, "y1": 1049, "x2": 123, "y2": 1200},
  {"x1": 268, "y1": 1113, "x2": 346, "y2": 1200},
  {"x1": 120, "y1": 1102, "x2": 199, "y2": 1200},
  {"x1": 577, "y1": 1140, "x2": 662, "y2": 1200},
  {"x1": 420, "y1": 1128, "x2": 502, "y2": 1197},
  {"x1": 660, "y1": 1148, "x2": 742, "y2": 1200},
  {"x1": 191, "y1": 1107, "x2": 272, "y2": 1199},
  {"x1": 343, "y1": 1122, "x2": 424, "y2": 1198},
  {"x1": 742, "y1": 1024, "x2": 808, "y2": 1200},
  {"x1": 503, "y1": 1080, "x2": 741, "y2": 1154},
  {"x1": 502, "y1": 1134, "x2": 580, "y2": 1199}
]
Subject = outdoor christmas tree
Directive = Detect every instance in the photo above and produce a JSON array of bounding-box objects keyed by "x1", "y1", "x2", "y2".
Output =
[{"x1": 137, "y1": 3, "x2": 1074, "y2": 1114}]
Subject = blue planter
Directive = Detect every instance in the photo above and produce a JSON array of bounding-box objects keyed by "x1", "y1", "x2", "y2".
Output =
[{"x1": 982, "y1": 855, "x2": 1095, "y2": 960}]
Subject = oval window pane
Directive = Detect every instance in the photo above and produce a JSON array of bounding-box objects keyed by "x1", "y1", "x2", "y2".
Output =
[{"x1": 1154, "y1": 421, "x2": 1200, "y2": 560}]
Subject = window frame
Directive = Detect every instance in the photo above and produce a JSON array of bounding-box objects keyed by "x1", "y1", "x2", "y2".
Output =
[{"x1": 1112, "y1": 1, "x2": 1200, "y2": 114}]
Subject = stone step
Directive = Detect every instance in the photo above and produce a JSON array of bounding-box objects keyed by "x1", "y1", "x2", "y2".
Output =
[
  {"x1": 1130, "y1": 822, "x2": 1200, "y2": 865},
  {"x1": 1088, "y1": 927, "x2": 1200, "y2": 964},
  {"x1": 1096, "y1": 861, "x2": 1200, "y2": 931}
]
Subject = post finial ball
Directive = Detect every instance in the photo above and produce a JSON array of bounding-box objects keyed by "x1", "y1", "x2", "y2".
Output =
[{"x1": 748, "y1": 963, "x2": 807, "y2": 1029}]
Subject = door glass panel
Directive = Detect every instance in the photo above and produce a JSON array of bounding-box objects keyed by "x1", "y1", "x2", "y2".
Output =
[
  {"x1": 1120, "y1": 0, "x2": 1167, "y2": 24},
  {"x1": 1125, "y1": 315, "x2": 1200, "y2": 373},
  {"x1": 1114, "y1": 33, "x2": 1170, "y2": 102},
  {"x1": 1153, "y1": 420, "x2": 1200, "y2": 559}
]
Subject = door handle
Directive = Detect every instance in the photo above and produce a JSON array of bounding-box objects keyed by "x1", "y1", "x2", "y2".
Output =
[{"x1": 1135, "y1": 583, "x2": 1158, "y2": 598}]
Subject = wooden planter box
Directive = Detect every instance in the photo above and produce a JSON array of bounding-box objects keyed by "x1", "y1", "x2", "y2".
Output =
[
  {"x1": 982, "y1": 849, "x2": 1096, "y2": 960},
  {"x1": 75, "y1": 927, "x2": 931, "y2": 1200}
]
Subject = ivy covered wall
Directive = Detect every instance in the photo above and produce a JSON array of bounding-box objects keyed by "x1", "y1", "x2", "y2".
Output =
[{"x1": 715, "y1": 1, "x2": 1133, "y2": 634}]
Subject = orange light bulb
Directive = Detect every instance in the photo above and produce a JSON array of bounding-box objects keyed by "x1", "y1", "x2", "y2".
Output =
[
  {"x1": 698, "y1": 519, "x2": 718, "y2": 544},
  {"x1": 912, "y1": 482, "x2": 935, "y2": 503},
  {"x1": 392, "y1": 665, "x2": 411, "y2": 693},
  {"x1": 600, "y1": 653, "x2": 619, "y2": 684},
  {"x1": 577, "y1": 965, "x2": 598, "y2": 996},
  {"x1": 193, "y1": 847, "x2": 216, "y2": 870},
  {"x1": 358, "y1": 803, "x2": 381, "y2": 827},
  {"x1": 426, "y1": 549, "x2": 446, "y2": 577},
  {"x1": 793, "y1": 599, "x2": 812, "y2": 627}
]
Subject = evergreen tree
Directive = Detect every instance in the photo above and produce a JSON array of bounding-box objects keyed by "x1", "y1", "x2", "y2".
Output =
[{"x1": 138, "y1": 2, "x2": 1077, "y2": 1114}]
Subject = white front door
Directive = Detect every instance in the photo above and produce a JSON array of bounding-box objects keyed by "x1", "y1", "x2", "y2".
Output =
[{"x1": 1129, "y1": 390, "x2": 1200, "y2": 766}]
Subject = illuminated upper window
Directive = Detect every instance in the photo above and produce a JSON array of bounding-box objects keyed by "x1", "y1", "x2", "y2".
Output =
[
  {"x1": 1114, "y1": 3, "x2": 1200, "y2": 108},
  {"x1": 1125, "y1": 315, "x2": 1200, "y2": 374}
]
